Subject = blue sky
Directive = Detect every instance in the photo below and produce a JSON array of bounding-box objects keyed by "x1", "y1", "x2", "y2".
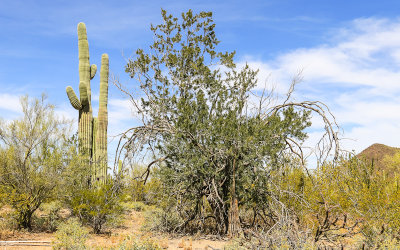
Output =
[{"x1": 2, "y1": 0, "x2": 400, "y2": 164}]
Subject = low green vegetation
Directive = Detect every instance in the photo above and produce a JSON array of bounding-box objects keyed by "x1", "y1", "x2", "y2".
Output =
[
  {"x1": 53, "y1": 218, "x2": 89, "y2": 250},
  {"x1": 65, "y1": 180, "x2": 123, "y2": 234}
]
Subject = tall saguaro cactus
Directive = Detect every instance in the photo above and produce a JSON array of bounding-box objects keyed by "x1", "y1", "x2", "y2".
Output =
[
  {"x1": 66, "y1": 22, "x2": 109, "y2": 184},
  {"x1": 95, "y1": 54, "x2": 109, "y2": 183}
]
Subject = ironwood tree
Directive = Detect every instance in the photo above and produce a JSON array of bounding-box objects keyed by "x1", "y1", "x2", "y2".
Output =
[{"x1": 116, "y1": 9, "x2": 338, "y2": 236}]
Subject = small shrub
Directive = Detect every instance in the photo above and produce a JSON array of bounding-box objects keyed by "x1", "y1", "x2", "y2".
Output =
[
  {"x1": 114, "y1": 235, "x2": 162, "y2": 249},
  {"x1": 33, "y1": 201, "x2": 63, "y2": 232},
  {"x1": 0, "y1": 208, "x2": 17, "y2": 239},
  {"x1": 120, "y1": 201, "x2": 149, "y2": 212},
  {"x1": 104, "y1": 211, "x2": 125, "y2": 229},
  {"x1": 142, "y1": 207, "x2": 183, "y2": 232},
  {"x1": 66, "y1": 182, "x2": 123, "y2": 234},
  {"x1": 375, "y1": 232, "x2": 400, "y2": 249},
  {"x1": 223, "y1": 239, "x2": 247, "y2": 250},
  {"x1": 53, "y1": 218, "x2": 89, "y2": 250},
  {"x1": 123, "y1": 164, "x2": 163, "y2": 206},
  {"x1": 224, "y1": 225, "x2": 316, "y2": 250}
]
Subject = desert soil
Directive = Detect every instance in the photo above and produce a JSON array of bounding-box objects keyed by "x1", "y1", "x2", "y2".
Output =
[{"x1": 0, "y1": 210, "x2": 229, "y2": 249}]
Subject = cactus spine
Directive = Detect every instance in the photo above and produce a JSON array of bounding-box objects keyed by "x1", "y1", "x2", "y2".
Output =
[{"x1": 66, "y1": 22, "x2": 108, "y2": 185}]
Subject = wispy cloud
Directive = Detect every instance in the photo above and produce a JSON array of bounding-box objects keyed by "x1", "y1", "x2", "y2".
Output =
[
  {"x1": 242, "y1": 17, "x2": 400, "y2": 153},
  {"x1": 0, "y1": 94, "x2": 22, "y2": 113}
]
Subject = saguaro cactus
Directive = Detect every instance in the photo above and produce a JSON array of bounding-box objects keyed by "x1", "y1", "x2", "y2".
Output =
[
  {"x1": 95, "y1": 54, "x2": 109, "y2": 183},
  {"x1": 66, "y1": 22, "x2": 109, "y2": 184}
]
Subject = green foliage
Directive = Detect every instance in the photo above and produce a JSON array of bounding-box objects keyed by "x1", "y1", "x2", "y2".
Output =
[
  {"x1": 142, "y1": 207, "x2": 183, "y2": 233},
  {"x1": 0, "y1": 207, "x2": 18, "y2": 235},
  {"x1": 120, "y1": 201, "x2": 150, "y2": 212},
  {"x1": 117, "y1": 8, "x2": 400, "y2": 248},
  {"x1": 123, "y1": 164, "x2": 163, "y2": 204},
  {"x1": 63, "y1": 159, "x2": 123, "y2": 234},
  {"x1": 67, "y1": 183, "x2": 122, "y2": 234},
  {"x1": 337, "y1": 156, "x2": 400, "y2": 246},
  {"x1": 33, "y1": 201, "x2": 64, "y2": 232},
  {"x1": 0, "y1": 95, "x2": 71, "y2": 230},
  {"x1": 265, "y1": 154, "x2": 400, "y2": 248},
  {"x1": 65, "y1": 22, "x2": 109, "y2": 184},
  {"x1": 124, "y1": 9, "x2": 311, "y2": 235},
  {"x1": 311, "y1": 157, "x2": 400, "y2": 245},
  {"x1": 53, "y1": 218, "x2": 89, "y2": 250}
]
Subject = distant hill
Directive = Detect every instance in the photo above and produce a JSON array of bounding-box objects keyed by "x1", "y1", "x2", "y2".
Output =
[{"x1": 357, "y1": 143, "x2": 400, "y2": 168}]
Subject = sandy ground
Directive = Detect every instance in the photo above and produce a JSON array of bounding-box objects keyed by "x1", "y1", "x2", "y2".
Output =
[{"x1": 0, "y1": 210, "x2": 229, "y2": 249}]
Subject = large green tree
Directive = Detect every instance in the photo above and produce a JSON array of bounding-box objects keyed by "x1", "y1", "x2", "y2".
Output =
[
  {"x1": 117, "y1": 10, "x2": 338, "y2": 235},
  {"x1": 0, "y1": 95, "x2": 71, "y2": 229}
]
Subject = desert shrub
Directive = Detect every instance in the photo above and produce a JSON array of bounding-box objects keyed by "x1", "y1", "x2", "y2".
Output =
[
  {"x1": 141, "y1": 178, "x2": 163, "y2": 205},
  {"x1": 66, "y1": 181, "x2": 123, "y2": 234},
  {"x1": 142, "y1": 207, "x2": 183, "y2": 233},
  {"x1": 53, "y1": 218, "x2": 89, "y2": 250},
  {"x1": 38, "y1": 201, "x2": 63, "y2": 214},
  {"x1": 32, "y1": 201, "x2": 64, "y2": 232},
  {"x1": 120, "y1": 201, "x2": 150, "y2": 212},
  {"x1": 0, "y1": 214, "x2": 16, "y2": 231},
  {"x1": 0, "y1": 95, "x2": 72, "y2": 230},
  {"x1": 223, "y1": 240, "x2": 248, "y2": 250},
  {"x1": 123, "y1": 164, "x2": 163, "y2": 205},
  {"x1": 63, "y1": 153, "x2": 124, "y2": 234},
  {"x1": 225, "y1": 232, "x2": 317, "y2": 250},
  {"x1": 127, "y1": 179, "x2": 145, "y2": 202},
  {"x1": 0, "y1": 207, "x2": 17, "y2": 239},
  {"x1": 366, "y1": 231, "x2": 400, "y2": 249},
  {"x1": 292, "y1": 155, "x2": 400, "y2": 247},
  {"x1": 114, "y1": 235, "x2": 162, "y2": 250},
  {"x1": 228, "y1": 158, "x2": 365, "y2": 248}
]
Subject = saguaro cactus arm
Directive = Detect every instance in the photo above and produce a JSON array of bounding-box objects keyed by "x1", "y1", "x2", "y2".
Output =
[
  {"x1": 78, "y1": 22, "x2": 92, "y2": 107},
  {"x1": 65, "y1": 23, "x2": 92, "y2": 111},
  {"x1": 90, "y1": 64, "x2": 97, "y2": 79},
  {"x1": 79, "y1": 81, "x2": 89, "y2": 107},
  {"x1": 66, "y1": 86, "x2": 82, "y2": 110}
]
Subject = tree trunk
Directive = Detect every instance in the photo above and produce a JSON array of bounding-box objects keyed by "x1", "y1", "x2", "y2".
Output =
[
  {"x1": 228, "y1": 158, "x2": 241, "y2": 237},
  {"x1": 18, "y1": 210, "x2": 33, "y2": 230}
]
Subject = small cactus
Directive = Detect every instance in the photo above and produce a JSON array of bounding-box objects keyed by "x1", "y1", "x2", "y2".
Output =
[{"x1": 66, "y1": 22, "x2": 108, "y2": 184}]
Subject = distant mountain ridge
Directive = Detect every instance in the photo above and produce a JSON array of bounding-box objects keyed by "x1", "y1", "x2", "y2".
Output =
[{"x1": 357, "y1": 143, "x2": 400, "y2": 166}]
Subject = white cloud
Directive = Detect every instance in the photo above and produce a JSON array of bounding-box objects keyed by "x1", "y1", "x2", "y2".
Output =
[
  {"x1": 242, "y1": 17, "x2": 400, "y2": 155},
  {"x1": 108, "y1": 97, "x2": 139, "y2": 135},
  {"x1": 0, "y1": 94, "x2": 22, "y2": 113}
]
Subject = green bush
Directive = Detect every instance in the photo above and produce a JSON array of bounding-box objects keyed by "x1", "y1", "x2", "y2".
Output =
[
  {"x1": 67, "y1": 182, "x2": 123, "y2": 234},
  {"x1": 123, "y1": 164, "x2": 163, "y2": 206},
  {"x1": 32, "y1": 201, "x2": 63, "y2": 232},
  {"x1": 63, "y1": 157, "x2": 124, "y2": 234},
  {"x1": 0, "y1": 95, "x2": 72, "y2": 230},
  {"x1": 53, "y1": 218, "x2": 89, "y2": 250},
  {"x1": 0, "y1": 208, "x2": 17, "y2": 239},
  {"x1": 120, "y1": 201, "x2": 150, "y2": 212},
  {"x1": 142, "y1": 207, "x2": 182, "y2": 233}
]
